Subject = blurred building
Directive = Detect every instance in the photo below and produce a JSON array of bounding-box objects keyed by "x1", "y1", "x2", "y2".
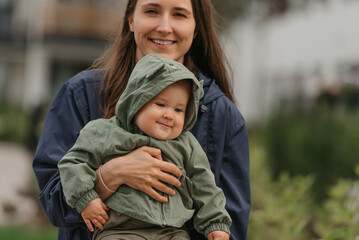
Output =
[
  {"x1": 1, "y1": 0, "x2": 359, "y2": 123},
  {"x1": 226, "y1": 0, "x2": 359, "y2": 122},
  {"x1": 0, "y1": 0, "x2": 125, "y2": 109}
]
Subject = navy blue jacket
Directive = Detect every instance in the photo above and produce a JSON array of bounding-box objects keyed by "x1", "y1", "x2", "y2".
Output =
[{"x1": 33, "y1": 70, "x2": 250, "y2": 240}]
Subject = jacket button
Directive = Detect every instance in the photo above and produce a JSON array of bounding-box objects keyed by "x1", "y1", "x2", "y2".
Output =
[{"x1": 200, "y1": 105, "x2": 207, "y2": 113}]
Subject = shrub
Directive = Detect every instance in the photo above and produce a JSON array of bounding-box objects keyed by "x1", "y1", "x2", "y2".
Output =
[
  {"x1": 262, "y1": 106, "x2": 359, "y2": 202},
  {"x1": 248, "y1": 136, "x2": 314, "y2": 239},
  {"x1": 0, "y1": 104, "x2": 28, "y2": 143},
  {"x1": 248, "y1": 133, "x2": 359, "y2": 239},
  {"x1": 316, "y1": 165, "x2": 359, "y2": 239}
]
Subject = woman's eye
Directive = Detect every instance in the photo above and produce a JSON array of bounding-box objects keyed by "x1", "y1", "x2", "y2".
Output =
[
  {"x1": 174, "y1": 12, "x2": 187, "y2": 18},
  {"x1": 145, "y1": 9, "x2": 157, "y2": 14}
]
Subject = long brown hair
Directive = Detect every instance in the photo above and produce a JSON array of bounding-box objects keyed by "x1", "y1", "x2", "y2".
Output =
[{"x1": 92, "y1": 0, "x2": 235, "y2": 119}]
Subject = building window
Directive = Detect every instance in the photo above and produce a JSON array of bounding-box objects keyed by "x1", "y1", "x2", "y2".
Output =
[
  {"x1": 0, "y1": 61, "x2": 8, "y2": 102},
  {"x1": 0, "y1": 0, "x2": 12, "y2": 40}
]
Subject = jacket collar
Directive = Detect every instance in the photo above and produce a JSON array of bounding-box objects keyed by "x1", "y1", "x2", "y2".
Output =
[{"x1": 197, "y1": 72, "x2": 224, "y2": 105}]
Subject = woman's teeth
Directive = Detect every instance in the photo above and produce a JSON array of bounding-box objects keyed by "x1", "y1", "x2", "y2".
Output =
[{"x1": 152, "y1": 39, "x2": 174, "y2": 45}]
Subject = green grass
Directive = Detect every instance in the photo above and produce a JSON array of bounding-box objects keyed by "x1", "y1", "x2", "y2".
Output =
[{"x1": 0, "y1": 225, "x2": 57, "y2": 240}]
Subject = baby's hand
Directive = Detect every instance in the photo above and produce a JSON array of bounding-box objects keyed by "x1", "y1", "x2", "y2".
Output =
[
  {"x1": 207, "y1": 230, "x2": 230, "y2": 240},
  {"x1": 81, "y1": 198, "x2": 109, "y2": 232}
]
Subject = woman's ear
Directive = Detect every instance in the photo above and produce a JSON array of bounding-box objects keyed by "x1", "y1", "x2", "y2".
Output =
[{"x1": 128, "y1": 15, "x2": 134, "y2": 32}]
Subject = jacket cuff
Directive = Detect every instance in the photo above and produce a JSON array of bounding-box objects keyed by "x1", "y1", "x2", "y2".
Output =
[
  {"x1": 75, "y1": 189, "x2": 99, "y2": 213},
  {"x1": 204, "y1": 223, "x2": 231, "y2": 238}
]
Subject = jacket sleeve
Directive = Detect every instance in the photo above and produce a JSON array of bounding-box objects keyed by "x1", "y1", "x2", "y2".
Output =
[
  {"x1": 32, "y1": 79, "x2": 93, "y2": 228},
  {"x1": 211, "y1": 100, "x2": 251, "y2": 240},
  {"x1": 58, "y1": 121, "x2": 105, "y2": 213},
  {"x1": 185, "y1": 137, "x2": 232, "y2": 237}
]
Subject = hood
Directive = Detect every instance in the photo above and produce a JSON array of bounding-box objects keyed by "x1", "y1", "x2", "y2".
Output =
[
  {"x1": 197, "y1": 72, "x2": 225, "y2": 105},
  {"x1": 115, "y1": 54, "x2": 204, "y2": 135}
]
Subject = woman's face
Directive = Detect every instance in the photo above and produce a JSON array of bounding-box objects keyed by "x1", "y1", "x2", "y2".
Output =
[{"x1": 128, "y1": 0, "x2": 196, "y2": 64}]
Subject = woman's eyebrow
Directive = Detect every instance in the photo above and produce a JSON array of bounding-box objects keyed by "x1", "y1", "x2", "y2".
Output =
[{"x1": 141, "y1": 3, "x2": 160, "y2": 8}]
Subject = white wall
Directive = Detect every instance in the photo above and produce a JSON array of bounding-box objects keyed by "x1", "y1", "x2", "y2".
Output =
[{"x1": 226, "y1": 0, "x2": 359, "y2": 123}]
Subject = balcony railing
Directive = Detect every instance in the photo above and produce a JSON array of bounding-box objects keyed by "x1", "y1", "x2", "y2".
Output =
[{"x1": 44, "y1": 1, "x2": 124, "y2": 39}]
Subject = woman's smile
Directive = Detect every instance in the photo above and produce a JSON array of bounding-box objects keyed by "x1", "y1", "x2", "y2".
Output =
[{"x1": 151, "y1": 39, "x2": 176, "y2": 46}]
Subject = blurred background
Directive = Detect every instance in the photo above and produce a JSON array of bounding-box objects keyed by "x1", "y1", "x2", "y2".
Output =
[{"x1": 0, "y1": 0, "x2": 359, "y2": 239}]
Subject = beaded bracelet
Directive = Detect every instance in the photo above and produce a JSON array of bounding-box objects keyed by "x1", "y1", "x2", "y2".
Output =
[{"x1": 98, "y1": 165, "x2": 115, "y2": 193}]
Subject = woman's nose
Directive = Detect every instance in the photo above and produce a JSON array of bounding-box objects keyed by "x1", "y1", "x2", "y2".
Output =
[{"x1": 157, "y1": 14, "x2": 172, "y2": 34}]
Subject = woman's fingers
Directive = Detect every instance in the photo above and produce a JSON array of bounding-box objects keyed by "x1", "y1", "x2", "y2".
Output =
[
  {"x1": 139, "y1": 162, "x2": 181, "y2": 192},
  {"x1": 157, "y1": 166, "x2": 182, "y2": 188},
  {"x1": 121, "y1": 147, "x2": 182, "y2": 186},
  {"x1": 103, "y1": 146, "x2": 183, "y2": 201},
  {"x1": 141, "y1": 146, "x2": 163, "y2": 160},
  {"x1": 142, "y1": 146, "x2": 182, "y2": 178},
  {"x1": 152, "y1": 180, "x2": 176, "y2": 196},
  {"x1": 158, "y1": 160, "x2": 182, "y2": 178},
  {"x1": 146, "y1": 187, "x2": 169, "y2": 203}
]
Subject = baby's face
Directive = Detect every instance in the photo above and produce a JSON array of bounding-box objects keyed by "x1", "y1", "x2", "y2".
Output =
[{"x1": 134, "y1": 80, "x2": 190, "y2": 140}]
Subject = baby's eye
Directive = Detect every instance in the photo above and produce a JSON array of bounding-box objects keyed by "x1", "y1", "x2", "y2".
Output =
[
  {"x1": 175, "y1": 108, "x2": 184, "y2": 113},
  {"x1": 156, "y1": 103, "x2": 165, "y2": 107}
]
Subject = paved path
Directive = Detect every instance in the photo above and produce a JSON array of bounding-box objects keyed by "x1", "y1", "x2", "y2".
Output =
[{"x1": 0, "y1": 142, "x2": 39, "y2": 226}]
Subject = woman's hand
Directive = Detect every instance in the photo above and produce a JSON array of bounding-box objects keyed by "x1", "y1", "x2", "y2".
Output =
[
  {"x1": 96, "y1": 146, "x2": 182, "y2": 202},
  {"x1": 207, "y1": 231, "x2": 230, "y2": 240}
]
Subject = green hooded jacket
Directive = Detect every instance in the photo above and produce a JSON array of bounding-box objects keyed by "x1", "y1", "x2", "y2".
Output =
[{"x1": 58, "y1": 54, "x2": 232, "y2": 236}]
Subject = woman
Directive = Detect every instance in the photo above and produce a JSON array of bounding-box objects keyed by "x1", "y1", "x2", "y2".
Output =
[{"x1": 33, "y1": 0, "x2": 250, "y2": 239}]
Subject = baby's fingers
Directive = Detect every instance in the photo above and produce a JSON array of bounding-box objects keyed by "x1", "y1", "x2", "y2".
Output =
[
  {"x1": 101, "y1": 201, "x2": 110, "y2": 211},
  {"x1": 97, "y1": 215, "x2": 108, "y2": 226},
  {"x1": 84, "y1": 219, "x2": 94, "y2": 232},
  {"x1": 102, "y1": 211, "x2": 109, "y2": 222},
  {"x1": 91, "y1": 218, "x2": 104, "y2": 230}
]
